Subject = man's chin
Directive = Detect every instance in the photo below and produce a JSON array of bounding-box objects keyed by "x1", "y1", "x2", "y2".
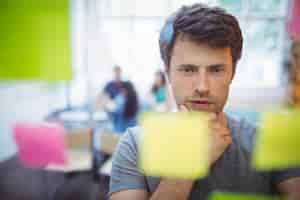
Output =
[
  {"x1": 185, "y1": 103, "x2": 214, "y2": 113},
  {"x1": 189, "y1": 107, "x2": 213, "y2": 113}
]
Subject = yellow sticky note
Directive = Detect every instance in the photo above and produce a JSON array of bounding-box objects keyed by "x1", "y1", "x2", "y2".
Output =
[
  {"x1": 210, "y1": 192, "x2": 284, "y2": 200},
  {"x1": 252, "y1": 109, "x2": 300, "y2": 171},
  {"x1": 0, "y1": 0, "x2": 72, "y2": 81},
  {"x1": 139, "y1": 112, "x2": 210, "y2": 179}
]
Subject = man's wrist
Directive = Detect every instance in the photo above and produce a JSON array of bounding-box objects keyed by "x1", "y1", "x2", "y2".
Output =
[{"x1": 150, "y1": 178, "x2": 194, "y2": 200}]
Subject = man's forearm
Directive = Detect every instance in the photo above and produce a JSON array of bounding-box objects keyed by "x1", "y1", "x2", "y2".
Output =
[{"x1": 150, "y1": 179, "x2": 194, "y2": 200}]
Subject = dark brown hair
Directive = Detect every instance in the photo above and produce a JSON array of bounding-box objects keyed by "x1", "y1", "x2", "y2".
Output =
[
  {"x1": 121, "y1": 81, "x2": 139, "y2": 119},
  {"x1": 159, "y1": 3, "x2": 243, "y2": 74}
]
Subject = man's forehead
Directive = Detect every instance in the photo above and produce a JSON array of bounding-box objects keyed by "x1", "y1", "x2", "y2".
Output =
[
  {"x1": 175, "y1": 33, "x2": 230, "y2": 52},
  {"x1": 170, "y1": 38, "x2": 233, "y2": 70},
  {"x1": 173, "y1": 39, "x2": 231, "y2": 59}
]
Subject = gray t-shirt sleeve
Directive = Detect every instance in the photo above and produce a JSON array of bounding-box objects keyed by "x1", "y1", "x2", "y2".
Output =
[{"x1": 109, "y1": 127, "x2": 147, "y2": 196}]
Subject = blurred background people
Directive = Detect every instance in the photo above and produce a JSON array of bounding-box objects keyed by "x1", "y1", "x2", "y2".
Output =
[
  {"x1": 103, "y1": 65, "x2": 123, "y2": 100},
  {"x1": 96, "y1": 66, "x2": 139, "y2": 133},
  {"x1": 151, "y1": 71, "x2": 167, "y2": 103},
  {"x1": 96, "y1": 65, "x2": 124, "y2": 110},
  {"x1": 108, "y1": 81, "x2": 139, "y2": 133},
  {"x1": 148, "y1": 70, "x2": 172, "y2": 112}
]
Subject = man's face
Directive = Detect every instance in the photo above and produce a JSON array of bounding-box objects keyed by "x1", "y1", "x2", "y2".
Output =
[
  {"x1": 114, "y1": 67, "x2": 121, "y2": 81},
  {"x1": 168, "y1": 37, "x2": 234, "y2": 114}
]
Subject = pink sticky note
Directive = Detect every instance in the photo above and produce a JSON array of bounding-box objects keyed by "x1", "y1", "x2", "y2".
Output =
[
  {"x1": 13, "y1": 122, "x2": 67, "y2": 168},
  {"x1": 289, "y1": 0, "x2": 300, "y2": 40}
]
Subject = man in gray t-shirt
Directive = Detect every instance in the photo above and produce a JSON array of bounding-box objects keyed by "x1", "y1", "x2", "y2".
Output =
[
  {"x1": 109, "y1": 116, "x2": 300, "y2": 199},
  {"x1": 109, "y1": 3, "x2": 300, "y2": 200}
]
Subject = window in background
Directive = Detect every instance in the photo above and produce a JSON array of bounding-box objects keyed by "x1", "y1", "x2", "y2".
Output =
[
  {"x1": 72, "y1": 0, "x2": 290, "y2": 106},
  {"x1": 228, "y1": 0, "x2": 289, "y2": 88}
]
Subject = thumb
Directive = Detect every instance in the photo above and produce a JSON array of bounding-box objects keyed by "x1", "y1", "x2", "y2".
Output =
[{"x1": 179, "y1": 104, "x2": 189, "y2": 112}]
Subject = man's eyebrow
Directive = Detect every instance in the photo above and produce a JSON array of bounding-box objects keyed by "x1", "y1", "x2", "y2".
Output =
[
  {"x1": 208, "y1": 64, "x2": 226, "y2": 68},
  {"x1": 177, "y1": 64, "x2": 200, "y2": 68},
  {"x1": 177, "y1": 63, "x2": 226, "y2": 68}
]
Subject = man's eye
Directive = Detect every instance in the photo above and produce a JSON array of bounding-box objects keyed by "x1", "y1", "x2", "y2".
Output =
[
  {"x1": 181, "y1": 68, "x2": 197, "y2": 73},
  {"x1": 184, "y1": 68, "x2": 193, "y2": 72},
  {"x1": 211, "y1": 67, "x2": 224, "y2": 73}
]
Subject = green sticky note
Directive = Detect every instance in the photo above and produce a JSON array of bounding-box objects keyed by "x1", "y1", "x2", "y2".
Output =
[
  {"x1": 0, "y1": 0, "x2": 72, "y2": 81},
  {"x1": 139, "y1": 112, "x2": 210, "y2": 179},
  {"x1": 252, "y1": 109, "x2": 300, "y2": 171},
  {"x1": 210, "y1": 192, "x2": 284, "y2": 200}
]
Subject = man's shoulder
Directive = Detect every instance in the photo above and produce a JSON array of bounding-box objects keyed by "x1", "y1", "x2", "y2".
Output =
[
  {"x1": 115, "y1": 126, "x2": 143, "y2": 157},
  {"x1": 119, "y1": 126, "x2": 142, "y2": 143}
]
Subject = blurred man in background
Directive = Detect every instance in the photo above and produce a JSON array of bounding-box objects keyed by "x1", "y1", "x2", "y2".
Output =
[{"x1": 99, "y1": 65, "x2": 124, "y2": 103}]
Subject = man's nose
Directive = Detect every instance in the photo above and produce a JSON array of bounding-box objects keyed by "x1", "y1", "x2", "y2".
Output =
[{"x1": 194, "y1": 70, "x2": 209, "y2": 96}]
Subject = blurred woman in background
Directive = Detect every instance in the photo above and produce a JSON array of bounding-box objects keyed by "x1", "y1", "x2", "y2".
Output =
[
  {"x1": 148, "y1": 70, "x2": 172, "y2": 112},
  {"x1": 151, "y1": 70, "x2": 167, "y2": 104},
  {"x1": 110, "y1": 81, "x2": 139, "y2": 133}
]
